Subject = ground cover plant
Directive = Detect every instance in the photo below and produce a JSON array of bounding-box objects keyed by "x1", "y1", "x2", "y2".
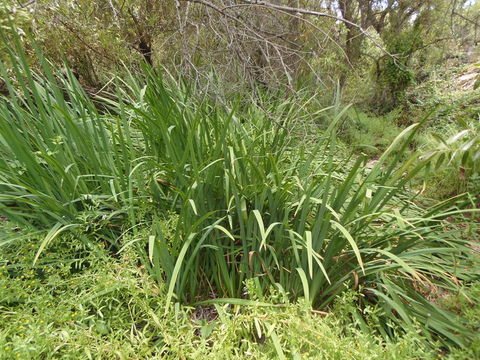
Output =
[
  {"x1": 411, "y1": 63, "x2": 480, "y2": 200},
  {"x1": 0, "y1": 231, "x2": 456, "y2": 360},
  {"x1": 1, "y1": 218, "x2": 479, "y2": 359},
  {"x1": 0, "y1": 27, "x2": 479, "y2": 360}
]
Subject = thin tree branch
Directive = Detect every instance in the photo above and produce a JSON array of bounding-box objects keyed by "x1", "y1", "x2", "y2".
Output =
[
  {"x1": 233, "y1": 0, "x2": 393, "y2": 59},
  {"x1": 453, "y1": 11, "x2": 480, "y2": 27},
  {"x1": 183, "y1": 0, "x2": 392, "y2": 60}
]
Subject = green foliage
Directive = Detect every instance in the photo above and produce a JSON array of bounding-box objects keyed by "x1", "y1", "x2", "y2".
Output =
[
  {"x1": 376, "y1": 26, "x2": 423, "y2": 110},
  {"x1": 411, "y1": 65, "x2": 480, "y2": 124},
  {"x1": 0, "y1": 3, "x2": 479, "y2": 358},
  {"x1": 0, "y1": 0, "x2": 31, "y2": 73},
  {"x1": 29, "y1": 0, "x2": 176, "y2": 86},
  {"x1": 0, "y1": 33, "x2": 478, "y2": 350},
  {"x1": 442, "y1": 282, "x2": 480, "y2": 332},
  {"x1": 0, "y1": 234, "x2": 460, "y2": 359},
  {"x1": 0, "y1": 32, "x2": 143, "y2": 235},
  {"x1": 439, "y1": 282, "x2": 480, "y2": 360},
  {"x1": 341, "y1": 108, "x2": 404, "y2": 156},
  {"x1": 411, "y1": 63, "x2": 480, "y2": 199},
  {"x1": 420, "y1": 118, "x2": 480, "y2": 199},
  {"x1": 0, "y1": 1, "x2": 30, "y2": 34}
]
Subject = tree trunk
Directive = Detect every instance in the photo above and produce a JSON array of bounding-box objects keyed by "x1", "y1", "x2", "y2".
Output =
[{"x1": 338, "y1": 1, "x2": 363, "y2": 66}]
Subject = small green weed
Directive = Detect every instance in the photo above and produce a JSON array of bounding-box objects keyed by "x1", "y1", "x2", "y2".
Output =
[
  {"x1": 0, "y1": 232, "x2": 452, "y2": 360},
  {"x1": 341, "y1": 108, "x2": 404, "y2": 156}
]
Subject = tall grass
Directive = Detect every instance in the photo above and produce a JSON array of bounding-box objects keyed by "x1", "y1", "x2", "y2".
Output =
[
  {"x1": 0, "y1": 33, "x2": 477, "y2": 346},
  {"x1": 0, "y1": 32, "x2": 145, "y2": 248}
]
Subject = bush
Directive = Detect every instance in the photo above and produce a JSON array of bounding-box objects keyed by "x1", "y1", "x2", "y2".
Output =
[{"x1": 0, "y1": 36, "x2": 477, "y2": 347}]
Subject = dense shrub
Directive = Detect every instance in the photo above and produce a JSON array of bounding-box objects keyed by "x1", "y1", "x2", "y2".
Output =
[{"x1": 0, "y1": 39, "x2": 478, "y2": 347}]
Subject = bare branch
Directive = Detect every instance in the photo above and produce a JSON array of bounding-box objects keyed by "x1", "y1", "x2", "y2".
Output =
[
  {"x1": 183, "y1": 0, "x2": 392, "y2": 61},
  {"x1": 235, "y1": 0, "x2": 392, "y2": 59},
  {"x1": 453, "y1": 11, "x2": 480, "y2": 27}
]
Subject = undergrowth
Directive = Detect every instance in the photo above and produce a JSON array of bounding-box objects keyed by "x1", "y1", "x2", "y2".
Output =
[
  {"x1": 0, "y1": 30, "x2": 479, "y2": 355},
  {"x1": 1, "y1": 234, "x2": 475, "y2": 360},
  {"x1": 340, "y1": 108, "x2": 404, "y2": 156}
]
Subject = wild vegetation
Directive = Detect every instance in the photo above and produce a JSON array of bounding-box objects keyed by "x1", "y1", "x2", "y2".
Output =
[{"x1": 0, "y1": 1, "x2": 479, "y2": 359}]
